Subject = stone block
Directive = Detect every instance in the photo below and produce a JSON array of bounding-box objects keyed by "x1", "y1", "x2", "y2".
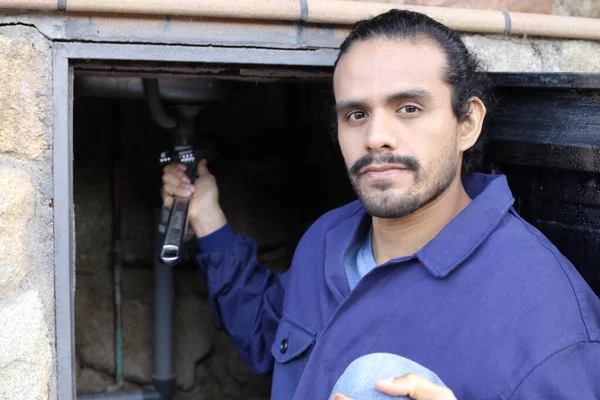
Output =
[
  {"x1": 0, "y1": 290, "x2": 52, "y2": 400},
  {"x1": 553, "y1": 0, "x2": 600, "y2": 18},
  {"x1": 174, "y1": 292, "x2": 217, "y2": 390},
  {"x1": 76, "y1": 274, "x2": 154, "y2": 385},
  {"x1": 0, "y1": 36, "x2": 48, "y2": 159},
  {"x1": 462, "y1": 35, "x2": 549, "y2": 72},
  {"x1": 404, "y1": 0, "x2": 552, "y2": 13},
  {"x1": 76, "y1": 268, "x2": 216, "y2": 390},
  {"x1": 559, "y1": 41, "x2": 600, "y2": 72},
  {"x1": 336, "y1": 0, "x2": 552, "y2": 13},
  {"x1": 0, "y1": 168, "x2": 34, "y2": 300},
  {"x1": 77, "y1": 368, "x2": 114, "y2": 394}
]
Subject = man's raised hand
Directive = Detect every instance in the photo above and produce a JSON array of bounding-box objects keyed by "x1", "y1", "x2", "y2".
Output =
[{"x1": 161, "y1": 159, "x2": 226, "y2": 238}]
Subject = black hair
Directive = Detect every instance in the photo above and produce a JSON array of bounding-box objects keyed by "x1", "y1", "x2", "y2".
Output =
[{"x1": 331, "y1": 9, "x2": 494, "y2": 176}]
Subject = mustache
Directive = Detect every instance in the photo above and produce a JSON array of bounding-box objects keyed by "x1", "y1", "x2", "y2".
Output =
[{"x1": 348, "y1": 153, "x2": 420, "y2": 177}]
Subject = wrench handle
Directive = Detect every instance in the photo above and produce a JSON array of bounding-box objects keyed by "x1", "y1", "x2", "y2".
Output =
[{"x1": 160, "y1": 196, "x2": 191, "y2": 264}]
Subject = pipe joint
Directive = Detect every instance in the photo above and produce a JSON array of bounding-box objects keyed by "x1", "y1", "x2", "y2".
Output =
[{"x1": 152, "y1": 377, "x2": 176, "y2": 400}]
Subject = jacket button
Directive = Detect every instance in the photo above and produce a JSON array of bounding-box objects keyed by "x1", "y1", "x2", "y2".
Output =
[{"x1": 280, "y1": 339, "x2": 288, "y2": 354}]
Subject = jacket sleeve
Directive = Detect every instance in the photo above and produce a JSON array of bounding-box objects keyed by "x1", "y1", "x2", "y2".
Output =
[
  {"x1": 195, "y1": 223, "x2": 287, "y2": 375},
  {"x1": 509, "y1": 341, "x2": 600, "y2": 400}
]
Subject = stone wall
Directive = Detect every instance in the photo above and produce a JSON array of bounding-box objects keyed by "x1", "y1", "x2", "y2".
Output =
[{"x1": 0, "y1": 26, "x2": 55, "y2": 399}]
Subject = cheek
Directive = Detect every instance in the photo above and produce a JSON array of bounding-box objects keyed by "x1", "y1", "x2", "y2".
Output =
[
  {"x1": 410, "y1": 117, "x2": 459, "y2": 171},
  {"x1": 337, "y1": 131, "x2": 362, "y2": 167}
]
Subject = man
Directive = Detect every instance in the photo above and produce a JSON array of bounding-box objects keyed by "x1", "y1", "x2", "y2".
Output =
[{"x1": 162, "y1": 10, "x2": 600, "y2": 400}]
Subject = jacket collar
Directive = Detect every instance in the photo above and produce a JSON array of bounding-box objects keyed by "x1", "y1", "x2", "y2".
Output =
[
  {"x1": 416, "y1": 173, "x2": 515, "y2": 278},
  {"x1": 325, "y1": 173, "x2": 515, "y2": 292},
  {"x1": 324, "y1": 202, "x2": 369, "y2": 301}
]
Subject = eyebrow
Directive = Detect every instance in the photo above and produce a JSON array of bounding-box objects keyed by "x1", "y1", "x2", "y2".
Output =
[{"x1": 335, "y1": 88, "x2": 434, "y2": 114}]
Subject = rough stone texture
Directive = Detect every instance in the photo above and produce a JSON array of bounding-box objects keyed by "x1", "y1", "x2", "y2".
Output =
[
  {"x1": 464, "y1": 35, "x2": 549, "y2": 72},
  {"x1": 76, "y1": 267, "x2": 216, "y2": 388},
  {"x1": 207, "y1": 330, "x2": 271, "y2": 399},
  {"x1": 404, "y1": 0, "x2": 552, "y2": 13},
  {"x1": 0, "y1": 24, "x2": 55, "y2": 400},
  {"x1": 559, "y1": 41, "x2": 600, "y2": 72},
  {"x1": 0, "y1": 290, "x2": 52, "y2": 399},
  {"x1": 77, "y1": 368, "x2": 114, "y2": 394},
  {"x1": 553, "y1": 0, "x2": 600, "y2": 17},
  {"x1": 0, "y1": 168, "x2": 34, "y2": 300},
  {"x1": 340, "y1": 0, "x2": 600, "y2": 16},
  {"x1": 462, "y1": 34, "x2": 600, "y2": 73},
  {"x1": 338, "y1": 0, "x2": 552, "y2": 13},
  {"x1": 75, "y1": 265, "x2": 270, "y2": 397},
  {"x1": 174, "y1": 290, "x2": 217, "y2": 390},
  {"x1": 0, "y1": 35, "x2": 48, "y2": 159},
  {"x1": 174, "y1": 330, "x2": 270, "y2": 400}
]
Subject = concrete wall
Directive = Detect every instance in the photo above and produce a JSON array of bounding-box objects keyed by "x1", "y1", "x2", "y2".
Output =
[{"x1": 0, "y1": 26, "x2": 55, "y2": 399}]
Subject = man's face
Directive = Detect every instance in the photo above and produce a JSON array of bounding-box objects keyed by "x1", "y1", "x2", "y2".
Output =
[{"x1": 333, "y1": 37, "x2": 463, "y2": 218}]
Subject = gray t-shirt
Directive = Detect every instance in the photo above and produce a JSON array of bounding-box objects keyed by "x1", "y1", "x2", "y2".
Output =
[{"x1": 345, "y1": 227, "x2": 378, "y2": 290}]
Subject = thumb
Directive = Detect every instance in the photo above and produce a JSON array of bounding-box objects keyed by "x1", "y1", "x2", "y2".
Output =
[
  {"x1": 330, "y1": 394, "x2": 353, "y2": 400},
  {"x1": 376, "y1": 374, "x2": 455, "y2": 400},
  {"x1": 196, "y1": 159, "x2": 209, "y2": 177}
]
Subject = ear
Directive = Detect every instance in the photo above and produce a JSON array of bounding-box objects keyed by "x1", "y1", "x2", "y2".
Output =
[{"x1": 458, "y1": 97, "x2": 486, "y2": 152}]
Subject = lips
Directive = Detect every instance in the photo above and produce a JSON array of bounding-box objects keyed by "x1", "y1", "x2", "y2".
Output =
[
  {"x1": 360, "y1": 164, "x2": 407, "y2": 174},
  {"x1": 360, "y1": 165, "x2": 409, "y2": 180}
]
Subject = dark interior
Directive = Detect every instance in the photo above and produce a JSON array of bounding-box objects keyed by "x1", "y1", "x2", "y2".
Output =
[
  {"x1": 486, "y1": 74, "x2": 600, "y2": 296},
  {"x1": 72, "y1": 70, "x2": 600, "y2": 398}
]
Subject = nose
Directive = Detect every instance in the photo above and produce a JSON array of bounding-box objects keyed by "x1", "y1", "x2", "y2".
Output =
[{"x1": 364, "y1": 111, "x2": 399, "y2": 153}]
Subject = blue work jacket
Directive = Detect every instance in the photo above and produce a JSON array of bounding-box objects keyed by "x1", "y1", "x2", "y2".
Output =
[{"x1": 196, "y1": 173, "x2": 600, "y2": 399}]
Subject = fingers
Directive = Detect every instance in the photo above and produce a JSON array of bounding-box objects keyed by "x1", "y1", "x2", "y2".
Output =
[
  {"x1": 162, "y1": 163, "x2": 195, "y2": 197},
  {"x1": 165, "y1": 163, "x2": 190, "y2": 183},
  {"x1": 330, "y1": 394, "x2": 353, "y2": 400},
  {"x1": 196, "y1": 159, "x2": 209, "y2": 177},
  {"x1": 375, "y1": 373, "x2": 456, "y2": 400},
  {"x1": 162, "y1": 194, "x2": 174, "y2": 210}
]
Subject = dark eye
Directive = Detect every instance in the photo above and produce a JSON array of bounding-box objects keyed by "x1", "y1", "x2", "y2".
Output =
[
  {"x1": 399, "y1": 105, "x2": 419, "y2": 114},
  {"x1": 346, "y1": 111, "x2": 367, "y2": 122}
]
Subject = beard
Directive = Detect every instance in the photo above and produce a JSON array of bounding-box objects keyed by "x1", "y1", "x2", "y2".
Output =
[{"x1": 348, "y1": 150, "x2": 458, "y2": 219}]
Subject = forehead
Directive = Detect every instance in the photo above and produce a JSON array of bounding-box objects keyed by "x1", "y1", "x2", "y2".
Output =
[{"x1": 333, "y1": 38, "x2": 449, "y2": 101}]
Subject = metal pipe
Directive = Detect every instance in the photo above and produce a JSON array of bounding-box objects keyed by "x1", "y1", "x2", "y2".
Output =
[
  {"x1": 153, "y1": 254, "x2": 174, "y2": 379},
  {"x1": 142, "y1": 80, "x2": 177, "y2": 130},
  {"x1": 1, "y1": 0, "x2": 600, "y2": 41},
  {"x1": 153, "y1": 209, "x2": 176, "y2": 400},
  {"x1": 110, "y1": 101, "x2": 125, "y2": 390},
  {"x1": 75, "y1": 76, "x2": 235, "y2": 104}
]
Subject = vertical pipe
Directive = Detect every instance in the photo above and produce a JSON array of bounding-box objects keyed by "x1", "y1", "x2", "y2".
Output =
[
  {"x1": 111, "y1": 100, "x2": 125, "y2": 389},
  {"x1": 153, "y1": 208, "x2": 176, "y2": 399}
]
